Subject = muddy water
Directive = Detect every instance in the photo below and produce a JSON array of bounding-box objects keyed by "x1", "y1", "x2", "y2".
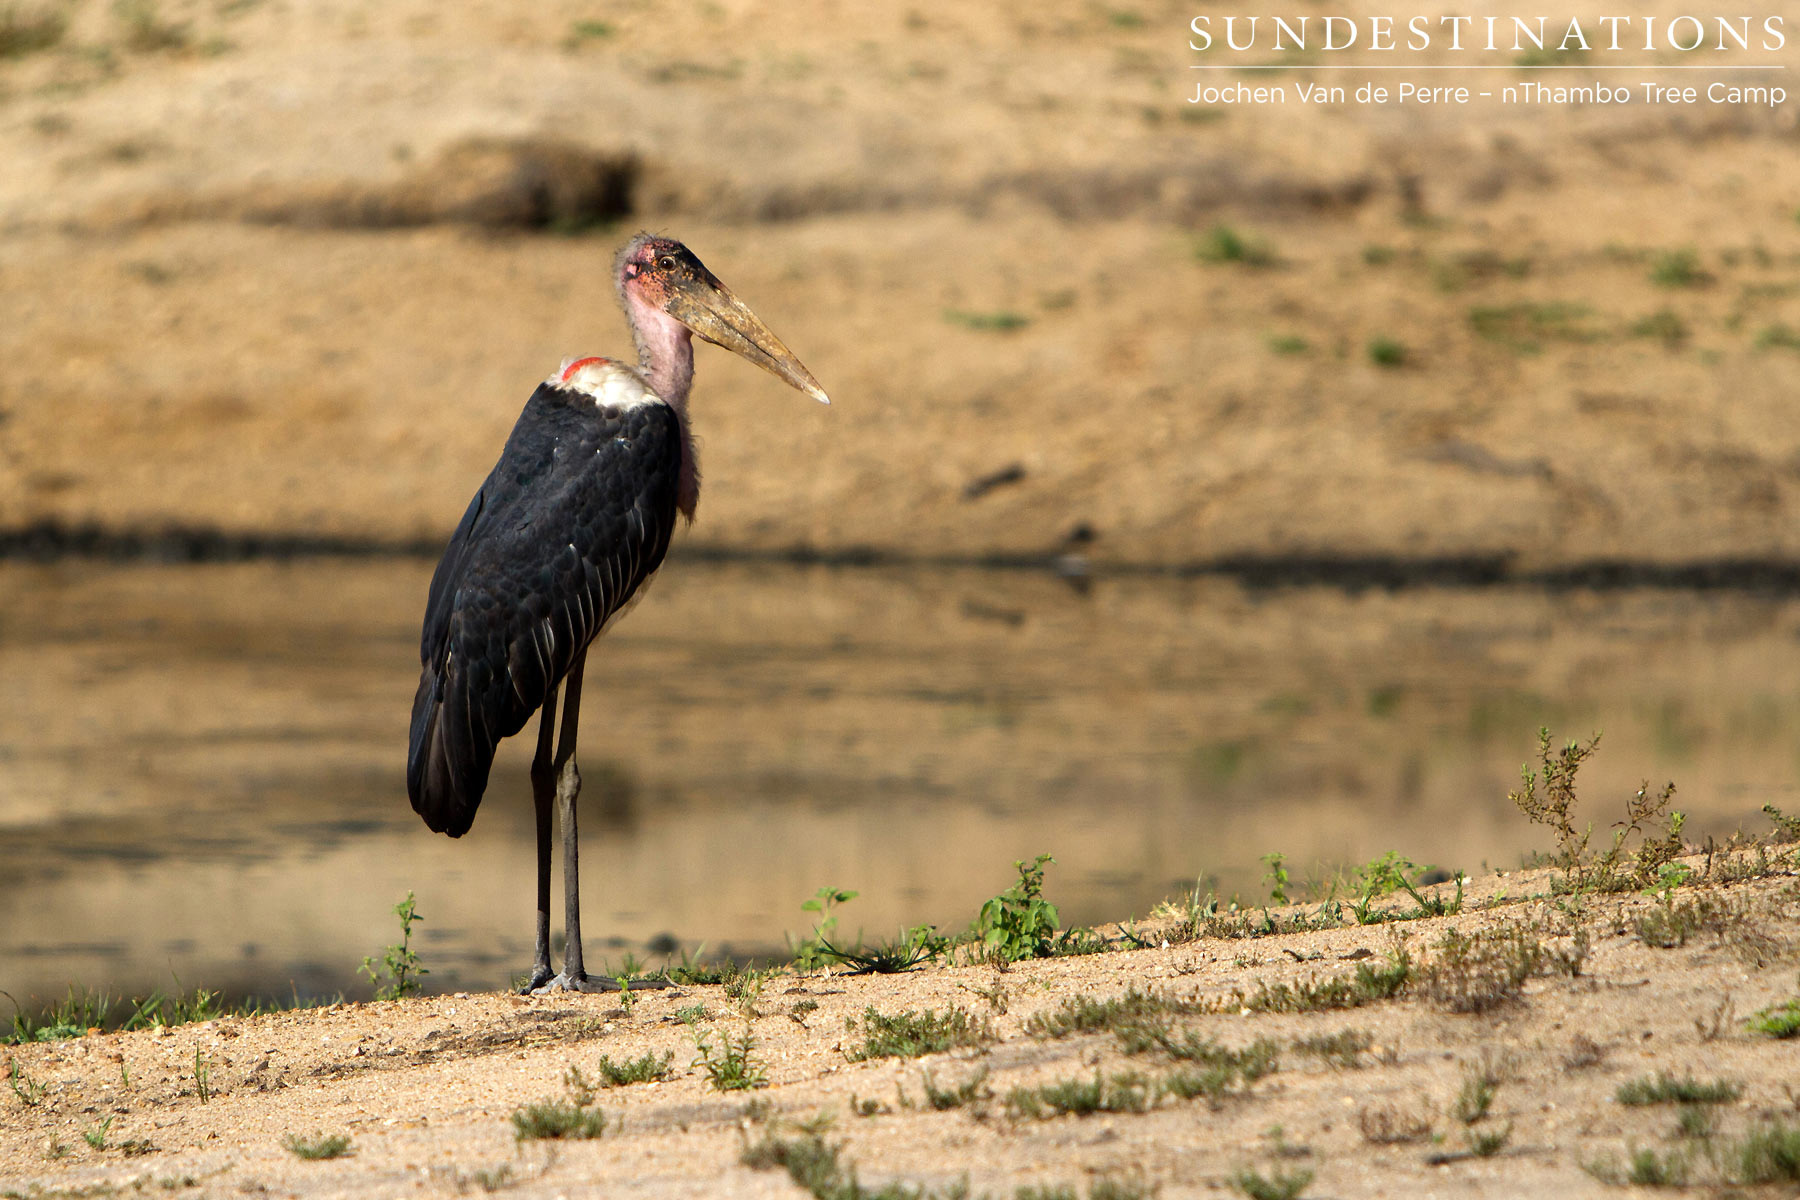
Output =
[{"x1": 3, "y1": 559, "x2": 1797, "y2": 1006}]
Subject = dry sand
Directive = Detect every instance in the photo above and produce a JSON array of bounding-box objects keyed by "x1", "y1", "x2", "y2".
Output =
[{"x1": 3, "y1": 862, "x2": 1799, "y2": 1198}]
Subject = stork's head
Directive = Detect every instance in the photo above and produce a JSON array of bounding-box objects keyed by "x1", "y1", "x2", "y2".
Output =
[{"x1": 616, "y1": 234, "x2": 829, "y2": 405}]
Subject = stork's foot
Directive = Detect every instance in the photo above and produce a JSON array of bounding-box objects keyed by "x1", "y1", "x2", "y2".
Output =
[
  {"x1": 518, "y1": 965, "x2": 556, "y2": 995},
  {"x1": 528, "y1": 971, "x2": 676, "y2": 995}
]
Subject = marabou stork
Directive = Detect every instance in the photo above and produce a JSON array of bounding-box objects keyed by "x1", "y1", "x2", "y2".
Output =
[{"x1": 407, "y1": 233, "x2": 828, "y2": 993}]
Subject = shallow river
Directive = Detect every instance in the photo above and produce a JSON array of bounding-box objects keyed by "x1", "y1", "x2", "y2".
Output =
[{"x1": 3, "y1": 558, "x2": 1796, "y2": 1007}]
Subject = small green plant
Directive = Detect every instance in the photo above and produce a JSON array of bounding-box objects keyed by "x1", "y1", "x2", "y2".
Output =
[
  {"x1": 788, "y1": 999, "x2": 819, "y2": 1027},
  {"x1": 1764, "y1": 803, "x2": 1800, "y2": 842},
  {"x1": 83, "y1": 1116, "x2": 112, "y2": 1150},
  {"x1": 1367, "y1": 337, "x2": 1406, "y2": 367},
  {"x1": 1196, "y1": 224, "x2": 1276, "y2": 267},
  {"x1": 1675, "y1": 1104, "x2": 1717, "y2": 1140},
  {"x1": 1453, "y1": 1068, "x2": 1497, "y2": 1124},
  {"x1": 693, "y1": 1025, "x2": 766, "y2": 1091},
  {"x1": 1291, "y1": 1029, "x2": 1372, "y2": 1069},
  {"x1": 972, "y1": 854, "x2": 1062, "y2": 961},
  {"x1": 1027, "y1": 985, "x2": 1203, "y2": 1039},
  {"x1": 1747, "y1": 996, "x2": 1800, "y2": 1039},
  {"x1": 1616, "y1": 1073, "x2": 1740, "y2": 1106},
  {"x1": 1737, "y1": 1120, "x2": 1800, "y2": 1183},
  {"x1": 790, "y1": 887, "x2": 858, "y2": 971},
  {"x1": 1757, "y1": 324, "x2": 1800, "y2": 352},
  {"x1": 193, "y1": 1047, "x2": 211, "y2": 1104},
  {"x1": 1229, "y1": 1164, "x2": 1313, "y2": 1200},
  {"x1": 943, "y1": 309, "x2": 1031, "y2": 332},
  {"x1": 1261, "y1": 851, "x2": 1290, "y2": 904},
  {"x1": 1650, "y1": 248, "x2": 1706, "y2": 289},
  {"x1": 1508, "y1": 728, "x2": 1680, "y2": 894},
  {"x1": 9, "y1": 1057, "x2": 45, "y2": 1106},
  {"x1": 846, "y1": 1006, "x2": 996, "y2": 1061},
  {"x1": 283, "y1": 1132, "x2": 352, "y2": 1160},
  {"x1": 1468, "y1": 1123, "x2": 1512, "y2": 1157},
  {"x1": 361, "y1": 891, "x2": 428, "y2": 1000},
  {"x1": 0, "y1": 4, "x2": 67, "y2": 58},
  {"x1": 1240, "y1": 954, "x2": 1411, "y2": 1014},
  {"x1": 1630, "y1": 309, "x2": 1688, "y2": 346},
  {"x1": 511, "y1": 1068, "x2": 608, "y2": 1140},
  {"x1": 674, "y1": 1003, "x2": 709, "y2": 1025},
  {"x1": 568, "y1": 18, "x2": 614, "y2": 40},
  {"x1": 593, "y1": 1050, "x2": 672, "y2": 1087},
  {"x1": 919, "y1": 1066, "x2": 989, "y2": 1111},
  {"x1": 1007, "y1": 1070, "x2": 1152, "y2": 1119},
  {"x1": 1267, "y1": 334, "x2": 1309, "y2": 356},
  {"x1": 817, "y1": 925, "x2": 950, "y2": 974}
]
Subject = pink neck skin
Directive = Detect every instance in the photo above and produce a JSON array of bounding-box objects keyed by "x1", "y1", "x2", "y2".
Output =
[
  {"x1": 623, "y1": 286, "x2": 695, "y2": 417},
  {"x1": 622, "y1": 283, "x2": 700, "y2": 520}
]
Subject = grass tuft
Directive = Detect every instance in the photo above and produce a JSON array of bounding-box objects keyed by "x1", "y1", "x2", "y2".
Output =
[
  {"x1": 1615, "y1": 1073, "x2": 1740, "y2": 1106},
  {"x1": 1748, "y1": 997, "x2": 1800, "y2": 1039},
  {"x1": 511, "y1": 1068, "x2": 608, "y2": 1140},
  {"x1": 1229, "y1": 1165, "x2": 1313, "y2": 1200},
  {"x1": 1195, "y1": 224, "x2": 1276, "y2": 267},
  {"x1": 593, "y1": 1050, "x2": 673, "y2": 1087},
  {"x1": 283, "y1": 1132, "x2": 352, "y2": 1160},
  {"x1": 846, "y1": 1006, "x2": 995, "y2": 1061},
  {"x1": 693, "y1": 1026, "x2": 767, "y2": 1091}
]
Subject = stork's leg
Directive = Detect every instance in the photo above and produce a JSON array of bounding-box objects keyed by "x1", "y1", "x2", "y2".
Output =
[
  {"x1": 555, "y1": 650, "x2": 590, "y2": 984},
  {"x1": 529, "y1": 650, "x2": 671, "y2": 995},
  {"x1": 519, "y1": 689, "x2": 560, "y2": 994}
]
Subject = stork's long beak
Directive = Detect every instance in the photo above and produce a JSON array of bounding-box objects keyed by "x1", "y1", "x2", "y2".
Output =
[{"x1": 665, "y1": 272, "x2": 831, "y2": 405}]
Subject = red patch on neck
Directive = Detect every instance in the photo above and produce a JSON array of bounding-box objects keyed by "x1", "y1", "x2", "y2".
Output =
[{"x1": 560, "y1": 356, "x2": 610, "y2": 382}]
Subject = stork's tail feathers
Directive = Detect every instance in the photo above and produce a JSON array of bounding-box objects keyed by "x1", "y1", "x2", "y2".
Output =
[{"x1": 407, "y1": 663, "x2": 492, "y2": 839}]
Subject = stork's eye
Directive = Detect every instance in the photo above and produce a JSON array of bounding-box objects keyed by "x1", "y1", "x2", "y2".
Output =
[{"x1": 658, "y1": 255, "x2": 677, "y2": 271}]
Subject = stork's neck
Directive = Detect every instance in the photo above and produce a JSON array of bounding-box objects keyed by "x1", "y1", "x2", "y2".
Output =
[
  {"x1": 624, "y1": 289, "x2": 695, "y2": 416},
  {"x1": 622, "y1": 287, "x2": 701, "y2": 521}
]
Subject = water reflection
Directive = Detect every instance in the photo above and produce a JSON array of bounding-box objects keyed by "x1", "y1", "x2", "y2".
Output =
[{"x1": 2, "y1": 559, "x2": 1796, "y2": 1005}]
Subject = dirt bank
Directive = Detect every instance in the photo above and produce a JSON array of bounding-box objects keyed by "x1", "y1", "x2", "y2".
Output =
[
  {"x1": 1, "y1": 1, "x2": 1797, "y2": 566},
  {"x1": 4, "y1": 858, "x2": 1798, "y2": 1198}
]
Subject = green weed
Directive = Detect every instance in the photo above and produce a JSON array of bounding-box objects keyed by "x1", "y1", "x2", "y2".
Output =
[
  {"x1": 693, "y1": 1026, "x2": 766, "y2": 1091},
  {"x1": 1747, "y1": 996, "x2": 1800, "y2": 1039},
  {"x1": 1615, "y1": 1073, "x2": 1740, "y2": 1106},
  {"x1": 511, "y1": 1068, "x2": 608, "y2": 1140},
  {"x1": 1026, "y1": 986, "x2": 1202, "y2": 1039},
  {"x1": 593, "y1": 1050, "x2": 672, "y2": 1087},
  {"x1": 1650, "y1": 248, "x2": 1706, "y2": 289},
  {"x1": 1290, "y1": 1029, "x2": 1371, "y2": 1069},
  {"x1": 1229, "y1": 1165, "x2": 1313, "y2": 1200},
  {"x1": 1261, "y1": 852, "x2": 1290, "y2": 904},
  {"x1": 1757, "y1": 324, "x2": 1800, "y2": 352},
  {"x1": 1196, "y1": 224, "x2": 1276, "y2": 267},
  {"x1": 1737, "y1": 1121, "x2": 1800, "y2": 1183},
  {"x1": 0, "y1": 3, "x2": 65, "y2": 57},
  {"x1": 82, "y1": 1116, "x2": 112, "y2": 1150},
  {"x1": 8, "y1": 1057, "x2": 46, "y2": 1106},
  {"x1": 283, "y1": 1132, "x2": 352, "y2": 1160},
  {"x1": 1467, "y1": 1123, "x2": 1512, "y2": 1157},
  {"x1": 361, "y1": 891, "x2": 428, "y2": 1000},
  {"x1": 1267, "y1": 334, "x2": 1309, "y2": 355},
  {"x1": 1630, "y1": 309, "x2": 1688, "y2": 346},
  {"x1": 790, "y1": 887, "x2": 859, "y2": 972},
  {"x1": 193, "y1": 1047, "x2": 210, "y2": 1104},
  {"x1": 972, "y1": 854, "x2": 1063, "y2": 962},
  {"x1": 1366, "y1": 337, "x2": 1406, "y2": 367},
  {"x1": 1507, "y1": 728, "x2": 1681, "y2": 894},
  {"x1": 944, "y1": 309, "x2": 1031, "y2": 332},
  {"x1": 1006, "y1": 1071, "x2": 1151, "y2": 1119},
  {"x1": 1240, "y1": 954, "x2": 1411, "y2": 1013},
  {"x1": 919, "y1": 1066, "x2": 989, "y2": 1111},
  {"x1": 1468, "y1": 302, "x2": 1598, "y2": 353},
  {"x1": 846, "y1": 1006, "x2": 995, "y2": 1061}
]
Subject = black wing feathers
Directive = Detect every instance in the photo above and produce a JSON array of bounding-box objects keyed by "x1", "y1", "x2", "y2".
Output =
[{"x1": 408, "y1": 384, "x2": 681, "y2": 837}]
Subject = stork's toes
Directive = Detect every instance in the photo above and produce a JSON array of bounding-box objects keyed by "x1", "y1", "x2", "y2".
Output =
[{"x1": 528, "y1": 972, "x2": 676, "y2": 995}]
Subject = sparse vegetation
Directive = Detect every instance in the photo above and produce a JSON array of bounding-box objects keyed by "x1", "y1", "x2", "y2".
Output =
[
  {"x1": 82, "y1": 1116, "x2": 112, "y2": 1150},
  {"x1": 1229, "y1": 1164, "x2": 1313, "y2": 1200},
  {"x1": 592, "y1": 1050, "x2": 673, "y2": 1087},
  {"x1": 361, "y1": 891, "x2": 428, "y2": 1000},
  {"x1": 1757, "y1": 324, "x2": 1800, "y2": 352},
  {"x1": 1508, "y1": 728, "x2": 1682, "y2": 895},
  {"x1": 1630, "y1": 309, "x2": 1688, "y2": 346},
  {"x1": 1290, "y1": 1029, "x2": 1371, "y2": 1069},
  {"x1": 741, "y1": 1126, "x2": 1144, "y2": 1200},
  {"x1": 511, "y1": 1068, "x2": 609, "y2": 1140},
  {"x1": 1747, "y1": 995, "x2": 1800, "y2": 1039},
  {"x1": 1366, "y1": 337, "x2": 1406, "y2": 367},
  {"x1": 693, "y1": 1025, "x2": 767, "y2": 1091},
  {"x1": 283, "y1": 1131, "x2": 352, "y2": 1160},
  {"x1": 1469, "y1": 302, "x2": 1598, "y2": 353},
  {"x1": 971, "y1": 854, "x2": 1082, "y2": 962},
  {"x1": 846, "y1": 1006, "x2": 995, "y2": 1061},
  {"x1": 1195, "y1": 223, "x2": 1276, "y2": 267},
  {"x1": 1026, "y1": 985, "x2": 1202, "y2": 1039},
  {"x1": 919, "y1": 1066, "x2": 989, "y2": 1111},
  {"x1": 8, "y1": 1057, "x2": 45, "y2": 1106},
  {"x1": 0, "y1": 3, "x2": 67, "y2": 58},
  {"x1": 1616, "y1": 1073, "x2": 1740, "y2": 1106},
  {"x1": 1239, "y1": 953, "x2": 1411, "y2": 1014},
  {"x1": 943, "y1": 309, "x2": 1031, "y2": 332},
  {"x1": 1267, "y1": 334, "x2": 1309, "y2": 356},
  {"x1": 1650, "y1": 248, "x2": 1707, "y2": 289},
  {"x1": 1737, "y1": 1120, "x2": 1800, "y2": 1184},
  {"x1": 1007, "y1": 1070, "x2": 1152, "y2": 1118}
]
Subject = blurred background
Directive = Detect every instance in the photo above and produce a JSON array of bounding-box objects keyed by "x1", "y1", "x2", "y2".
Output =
[{"x1": 2, "y1": 0, "x2": 1797, "y2": 1006}]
